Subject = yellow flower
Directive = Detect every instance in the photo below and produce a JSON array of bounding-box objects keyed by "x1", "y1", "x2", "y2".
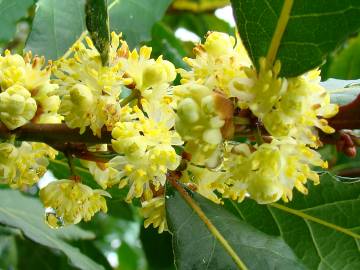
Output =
[
  {"x1": 118, "y1": 42, "x2": 176, "y2": 103},
  {"x1": 0, "y1": 142, "x2": 57, "y2": 189},
  {"x1": 230, "y1": 58, "x2": 285, "y2": 115},
  {"x1": 174, "y1": 83, "x2": 233, "y2": 167},
  {"x1": 224, "y1": 138, "x2": 327, "y2": 204},
  {"x1": 262, "y1": 70, "x2": 338, "y2": 146},
  {"x1": 178, "y1": 31, "x2": 251, "y2": 96},
  {"x1": 181, "y1": 164, "x2": 226, "y2": 204},
  {"x1": 0, "y1": 50, "x2": 61, "y2": 124},
  {"x1": 0, "y1": 143, "x2": 18, "y2": 182},
  {"x1": 81, "y1": 160, "x2": 120, "y2": 189},
  {"x1": 54, "y1": 33, "x2": 126, "y2": 136},
  {"x1": 110, "y1": 100, "x2": 181, "y2": 201},
  {"x1": 230, "y1": 57, "x2": 338, "y2": 147},
  {"x1": 140, "y1": 196, "x2": 167, "y2": 233},
  {"x1": 110, "y1": 144, "x2": 180, "y2": 202},
  {"x1": 40, "y1": 180, "x2": 110, "y2": 225},
  {"x1": 111, "y1": 100, "x2": 182, "y2": 156}
]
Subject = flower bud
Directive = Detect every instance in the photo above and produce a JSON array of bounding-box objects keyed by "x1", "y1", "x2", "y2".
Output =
[
  {"x1": 204, "y1": 32, "x2": 235, "y2": 57},
  {"x1": 70, "y1": 84, "x2": 94, "y2": 110},
  {"x1": 0, "y1": 85, "x2": 37, "y2": 129}
]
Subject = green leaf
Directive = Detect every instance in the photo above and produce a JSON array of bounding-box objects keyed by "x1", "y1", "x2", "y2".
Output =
[
  {"x1": 171, "y1": 0, "x2": 229, "y2": 12},
  {"x1": 321, "y1": 78, "x2": 360, "y2": 105},
  {"x1": 140, "y1": 227, "x2": 175, "y2": 270},
  {"x1": 166, "y1": 186, "x2": 305, "y2": 270},
  {"x1": 85, "y1": 0, "x2": 110, "y2": 65},
  {"x1": 0, "y1": 0, "x2": 33, "y2": 41},
  {"x1": 165, "y1": 13, "x2": 234, "y2": 39},
  {"x1": 81, "y1": 214, "x2": 148, "y2": 270},
  {"x1": 0, "y1": 0, "x2": 33, "y2": 42},
  {"x1": 148, "y1": 22, "x2": 188, "y2": 69},
  {"x1": 0, "y1": 189, "x2": 103, "y2": 270},
  {"x1": 25, "y1": 0, "x2": 86, "y2": 60},
  {"x1": 0, "y1": 234, "x2": 17, "y2": 269},
  {"x1": 108, "y1": 0, "x2": 172, "y2": 48},
  {"x1": 326, "y1": 35, "x2": 360, "y2": 80},
  {"x1": 231, "y1": 0, "x2": 360, "y2": 77},
  {"x1": 229, "y1": 174, "x2": 360, "y2": 269},
  {"x1": 16, "y1": 237, "x2": 78, "y2": 270}
]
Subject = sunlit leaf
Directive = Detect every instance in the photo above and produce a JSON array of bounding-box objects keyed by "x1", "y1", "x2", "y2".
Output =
[
  {"x1": 109, "y1": 0, "x2": 172, "y2": 48},
  {"x1": 25, "y1": 0, "x2": 86, "y2": 60}
]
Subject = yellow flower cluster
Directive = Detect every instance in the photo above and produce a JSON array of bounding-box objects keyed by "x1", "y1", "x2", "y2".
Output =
[
  {"x1": 0, "y1": 142, "x2": 57, "y2": 189},
  {"x1": 0, "y1": 30, "x2": 340, "y2": 232},
  {"x1": 230, "y1": 60, "x2": 338, "y2": 147},
  {"x1": 40, "y1": 180, "x2": 109, "y2": 225},
  {"x1": 177, "y1": 31, "x2": 338, "y2": 205},
  {"x1": 223, "y1": 139, "x2": 327, "y2": 204},
  {"x1": 177, "y1": 32, "x2": 251, "y2": 96},
  {"x1": 118, "y1": 43, "x2": 176, "y2": 103},
  {"x1": 110, "y1": 100, "x2": 182, "y2": 202},
  {"x1": 140, "y1": 196, "x2": 167, "y2": 233},
  {"x1": 174, "y1": 83, "x2": 233, "y2": 167},
  {"x1": 0, "y1": 50, "x2": 61, "y2": 129},
  {"x1": 54, "y1": 33, "x2": 127, "y2": 136},
  {"x1": 42, "y1": 33, "x2": 180, "y2": 230}
]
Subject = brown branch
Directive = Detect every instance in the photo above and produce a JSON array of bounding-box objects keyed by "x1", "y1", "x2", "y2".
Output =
[{"x1": 0, "y1": 123, "x2": 112, "y2": 144}]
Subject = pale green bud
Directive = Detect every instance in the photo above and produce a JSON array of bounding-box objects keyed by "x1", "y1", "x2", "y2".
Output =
[
  {"x1": 142, "y1": 63, "x2": 167, "y2": 89},
  {"x1": 177, "y1": 98, "x2": 200, "y2": 123},
  {"x1": 70, "y1": 84, "x2": 94, "y2": 110},
  {"x1": 0, "y1": 85, "x2": 37, "y2": 129}
]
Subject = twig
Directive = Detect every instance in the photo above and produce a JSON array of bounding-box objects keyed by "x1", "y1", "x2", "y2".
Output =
[{"x1": 0, "y1": 123, "x2": 111, "y2": 144}]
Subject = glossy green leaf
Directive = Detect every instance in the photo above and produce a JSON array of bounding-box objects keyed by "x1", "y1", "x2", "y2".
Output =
[
  {"x1": 0, "y1": 189, "x2": 102, "y2": 270},
  {"x1": 108, "y1": 0, "x2": 172, "y2": 48},
  {"x1": 321, "y1": 78, "x2": 360, "y2": 105},
  {"x1": 16, "y1": 237, "x2": 79, "y2": 270},
  {"x1": 229, "y1": 173, "x2": 360, "y2": 269},
  {"x1": 25, "y1": 0, "x2": 86, "y2": 60},
  {"x1": 166, "y1": 186, "x2": 305, "y2": 270},
  {"x1": 85, "y1": 0, "x2": 110, "y2": 65},
  {"x1": 231, "y1": 0, "x2": 360, "y2": 77},
  {"x1": 326, "y1": 35, "x2": 360, "y2": 80},
  {"x1": 140, "y1": 227, "x2": 175, "y2": 270},
  {"x1": 0, "y1": 0, "x2": 33, "y2": 42}
]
